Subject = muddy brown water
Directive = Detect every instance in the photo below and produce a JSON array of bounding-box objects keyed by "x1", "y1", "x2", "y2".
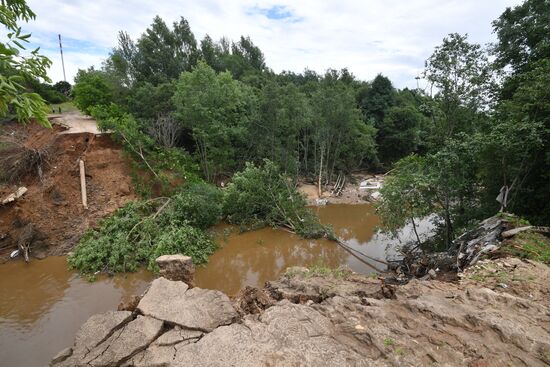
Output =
[{"x1": 0, "y1": 203, "x2": 429, "y2": 366}]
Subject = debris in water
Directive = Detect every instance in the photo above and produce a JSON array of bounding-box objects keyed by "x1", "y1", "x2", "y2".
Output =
[{"x1": 10, "y1": 249, "x2": 19, "y2": 259}]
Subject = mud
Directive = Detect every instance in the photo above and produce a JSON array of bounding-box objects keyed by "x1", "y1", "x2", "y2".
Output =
[
  {"x1": 0, "y1": 256, "x2": 152, "y2": 367},
  {"x1": 0, "y1": 119, "x2": 135, "y2": 262}
]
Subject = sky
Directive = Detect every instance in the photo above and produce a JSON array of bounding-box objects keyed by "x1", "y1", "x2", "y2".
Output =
[{"x1": 23, "y1": 0, "x2": 523, "y2": 89}]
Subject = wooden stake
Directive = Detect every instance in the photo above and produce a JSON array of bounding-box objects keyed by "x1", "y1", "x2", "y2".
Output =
[{"x1": 79, "y1": 159, "x2": 88, "y2": 209}]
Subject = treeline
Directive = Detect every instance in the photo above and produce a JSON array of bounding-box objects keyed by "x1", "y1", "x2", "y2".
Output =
[
  {"x1": 72, "y1": 0, "x2": 549, "y2": 236},
  {"x1": 378, "y1": 0, "x2": 550, "y2": 247},
  {"x1": 72, "y1": 16, "x2": 429, "y2": 186}
]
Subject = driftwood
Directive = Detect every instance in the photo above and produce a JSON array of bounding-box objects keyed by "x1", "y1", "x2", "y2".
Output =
[
  {"x1": 502, "y1": 226, "x2": 550, "y2": 238},
  {"x1": 79, "y1": 159, "x2": 88, "y2": 209}
]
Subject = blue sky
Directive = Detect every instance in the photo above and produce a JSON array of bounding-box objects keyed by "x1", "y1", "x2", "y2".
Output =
[{"x1": 22, "y1": 0, "x2": 522, "y2": 88}]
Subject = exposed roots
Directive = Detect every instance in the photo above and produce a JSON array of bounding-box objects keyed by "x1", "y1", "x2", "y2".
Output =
[{"x1": 0, "y1": 135, "x2": 52, "y2": 183}]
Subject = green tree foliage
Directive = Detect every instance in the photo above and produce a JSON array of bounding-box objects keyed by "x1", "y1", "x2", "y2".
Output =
[
  {"x1": 0, "y1": 0, "x2": 51, "y2": 126},
  {"x1": 377, "y1": 106, "x2": 422, "y2": 163},
  {"x1": 173, "y1": 61, "x2": 255, "y2": 181},
  {"x1": 68, "y1": 188, "x2": 220, "y2": 274},
  {"x1": 72, "y1": 69, "x2": 113, "y2": 114},
  {"x1": 359, "y1": 74, "x2": 396, "y2": 123},
  {"x1": 492, "y1": 0, "x2": 550, "y2": 74},
  {"x1": 222, "y1": 160, "x2": 328, "y2": 238},
  {"x1": 53, "y1": 80, "x2": 71, "y2": 96},
  {"x1": 311, "y1": 72, "x2": 377, "y2": 184},
  {"x1": 423, "y1": 33, "x2": 492, "y2": 145}
]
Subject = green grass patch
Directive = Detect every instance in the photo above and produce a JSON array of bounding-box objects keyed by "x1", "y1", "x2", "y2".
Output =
[
  {"x1": 44, "y1": 101, "x2": 78, "y2": 114},
  {"x1": 501, "y1": 231, "x2": 550, "y2": 265}
]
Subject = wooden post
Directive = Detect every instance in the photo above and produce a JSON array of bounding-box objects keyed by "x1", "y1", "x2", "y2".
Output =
[{"x1": 79, "y1": 159, "x2": 88, "y2": 209}]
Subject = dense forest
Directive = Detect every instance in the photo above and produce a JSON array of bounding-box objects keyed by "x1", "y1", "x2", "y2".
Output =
[{"x1": 2, "y1": 0, "x2": 548, "y2": 272}]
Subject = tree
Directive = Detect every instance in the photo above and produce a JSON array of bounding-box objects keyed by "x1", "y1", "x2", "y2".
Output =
[
  {"x1": 311, "y1": 73, "x2": 377, "y2": 191},
  {"x1": 377, "y1": 106, "x2": 422, "y2": 164},
  {"x1": 423, "y1": 33, "x2": 492, "y2": 145},
  {"x1": 107, "y1": 16, "x2": 198, "y2": 86},
  {"x1": 492, "y1": 0, "x2": 550, "y2": 74},
  {"x1": 172, "y1": 61, "x2": 255, "y2": 181},
  {"x1": 72, "y1": 69, "x2": 113, "y2": 114},
  {"x1": 360, "y1": 74, "x2": 396, "y2": 124},
  {"x1": 0, "y1": 0, "x2": 51, "y2": 126},
  {"x1": 53, "y1": 81, "x2": 71, "y2": 96}
]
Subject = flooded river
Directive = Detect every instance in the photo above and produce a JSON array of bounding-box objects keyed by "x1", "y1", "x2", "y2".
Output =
[{"x1": 0, "y1": 203, "x2": 427, "y2": 366}]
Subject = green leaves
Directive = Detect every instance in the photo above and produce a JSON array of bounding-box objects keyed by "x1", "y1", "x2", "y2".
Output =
[
  {"x1": 69, "y1": 184, "x2": 222, "y2": 275},
  {"x1": 1, "y1": 0, "x2": 51, "y2": 126}
]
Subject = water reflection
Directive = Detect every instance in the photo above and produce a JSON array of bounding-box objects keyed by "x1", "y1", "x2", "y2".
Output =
[{"x1": 196, "y1": 204, "x2": 391, "y2": 295}]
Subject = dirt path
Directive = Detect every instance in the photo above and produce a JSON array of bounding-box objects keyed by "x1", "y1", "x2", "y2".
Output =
[{"x1": 49, "y1": 110, "x2": 103, "y2": 135}]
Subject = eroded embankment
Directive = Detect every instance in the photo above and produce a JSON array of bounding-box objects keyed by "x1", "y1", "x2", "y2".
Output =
[
  {"x1": 0, "y1": 120, "x2": 135, "y2": 262},
  {"x1": 51, "y1": 256, "x2": 550, "y2": 367}
]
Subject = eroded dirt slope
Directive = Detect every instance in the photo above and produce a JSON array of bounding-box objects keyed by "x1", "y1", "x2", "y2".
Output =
[{"x1": 0, "y1": 119, "x2": 135, "y2": 262}]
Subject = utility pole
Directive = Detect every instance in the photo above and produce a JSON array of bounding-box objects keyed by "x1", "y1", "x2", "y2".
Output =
[{"x1": 58, "y1": 34, "x2": 67, "y2": 82}]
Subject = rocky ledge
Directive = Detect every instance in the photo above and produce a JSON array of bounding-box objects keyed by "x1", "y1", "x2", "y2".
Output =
[{"x1": 51, "y1": 254, "x2": 549, "y2": 367}]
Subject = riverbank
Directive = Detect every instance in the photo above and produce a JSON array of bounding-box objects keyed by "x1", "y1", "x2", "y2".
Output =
[
  {"x1": 0, "y1": 115, "x2": 135, "y2": 263},
  {"x1": 50, "y1": 254, "x2": 550, "y2": 366}
]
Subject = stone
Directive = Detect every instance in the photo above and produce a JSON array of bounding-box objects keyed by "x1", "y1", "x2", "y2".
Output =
[
  {"x1": 118, "y1": 182, "x2": 131, "y2": 195},
  {"x1": 118, "y1": 295, "x2": 141, "y2": 312},
  {"x1": 51, "y1": 311, "x2": 133, "y2": 366},
  {"x1": 156, "y1": 254, "x2": 195, "y2": 284},
  {"x1": 50, "y1": 347, "x2": 72, "y2": 365},
  {"x1": 137, "y1": 277, "x2": 237, "y2": 332},
  {"x1": 81, "y1": 315, "x2": 164, "y2": 366},
  {"x1": 428, "y1": 269, "x2": 437, "y2": 279}
]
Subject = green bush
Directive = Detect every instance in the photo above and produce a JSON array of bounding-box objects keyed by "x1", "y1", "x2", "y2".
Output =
[
  {"x1": 222, "y1": 160, "x2": 328, "y2": 238},
  {"x1": 165, "y1": 182, "x2": 223, "y2": 229},
  {"x1": 68, "y1": 193, "x2": 219, "y2": 275}
]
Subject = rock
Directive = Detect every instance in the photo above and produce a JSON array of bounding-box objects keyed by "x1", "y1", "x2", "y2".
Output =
[
  {"x1": 155, "y1": 254, "x2": 195, "y2": 284},
  {"x1": 50, "y1": 347, "x2": 72, "y2": 365},
  {"x1": 428, "y1": 269, "x2": 437, "y2": 279},
  {"x1": 80, "y1": 315, "x2": 163, "y2": 366},
  {"x1": 118, "y1": 182, "x2": 131, "y2": 195},
  {"x1": 118, "y1": 295, "x2": 141, "y2": 312},
  {"x1": 137, "y1": 277, "x2": 237, "y2": 332},
  {"x1": 51, "y1": 311, "x2": 133, "y2": 366},
  {"x1": 123, "y1": 327, "x2": 203, "y2": 367},
  {"x1": 233, "y1": 286, "x2": 275, "y2": 315}
]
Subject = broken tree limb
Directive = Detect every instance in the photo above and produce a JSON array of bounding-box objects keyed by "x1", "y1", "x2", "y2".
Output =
[
  {"x1": 79, "y1": 159, "x2": 88, "y2": 209},
  {"x1": 502, "y1": 226, "x2": 550, "y2": 238}
]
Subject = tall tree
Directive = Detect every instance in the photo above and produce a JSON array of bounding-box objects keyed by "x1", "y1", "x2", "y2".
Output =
[
  {"x1": 172, "y1": 61, "x2": 255, "y2": 181},
  {"x1": 423, "y1": 33, "x2": 492, "y2": 145}
]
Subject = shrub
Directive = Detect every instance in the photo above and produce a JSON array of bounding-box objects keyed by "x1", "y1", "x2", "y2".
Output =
[
  {"x1": 222, "y1": 160, "x2": 329, "y2": 238},
  {"x1": 164, "y1": 182, "x2": 223, "y2": 229},
  {"x1": 68, "y1": 191, "x2": 219, "y2": 275}
]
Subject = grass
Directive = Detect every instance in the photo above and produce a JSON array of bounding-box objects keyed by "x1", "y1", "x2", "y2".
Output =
[
  {"x1": 44, "y1": 101, "x2": 78, "y2": 114},
  {"x1": 496, "y1": 212, "x2": 531, "y2": 227},
  {"x1": 501, "y1": 231, "x2": 550, "y2": 265},
  {"x1": 383, "y1": 337, "x2": 395, "y2": 346}
]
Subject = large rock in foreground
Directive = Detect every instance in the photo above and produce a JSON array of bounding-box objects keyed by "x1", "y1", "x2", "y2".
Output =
[
  {"x1": 137, "y1": 277, "x2": 237, "y2": 332},
  {"x1": 52, "y1": 260, "x2": 550, "y2": 367}
]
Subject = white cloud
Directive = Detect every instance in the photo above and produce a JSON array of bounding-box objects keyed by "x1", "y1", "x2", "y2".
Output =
[{"x1": 24, "y1": 0, "x2": 522, "y2": 87}]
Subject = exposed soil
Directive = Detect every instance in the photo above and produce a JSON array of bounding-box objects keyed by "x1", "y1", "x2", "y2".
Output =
[{"x1": 0, "y1": 117, "x2": 135, "y2": 262}]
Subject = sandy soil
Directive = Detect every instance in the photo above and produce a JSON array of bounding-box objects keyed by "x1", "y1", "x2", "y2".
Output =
[{"x1": 298, "y1": 172, "x2": 383, "y2": 205}]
